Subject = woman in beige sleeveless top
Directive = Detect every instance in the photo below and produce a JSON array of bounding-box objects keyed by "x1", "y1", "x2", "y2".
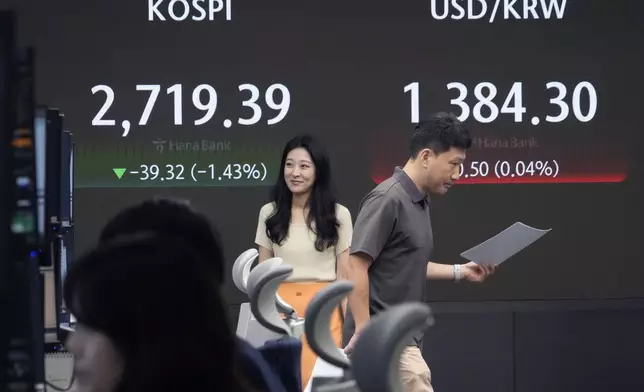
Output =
[{"x1": 255, "y1": 135, "x2": 352, "y2": 389}]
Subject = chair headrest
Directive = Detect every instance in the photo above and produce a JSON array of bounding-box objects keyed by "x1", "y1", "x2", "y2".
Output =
[
  {"x1": 247, "y1": 259, "x2": 294, "y2": 336},
  {"x1": 231, "y1": 248, "x2": 258, "y2": 293},
  {"x1": 232, "y1": 252, "x2": 297, "y2": 316},
  {"x1": 350, "y1": 303, "x2": 434, "y2": 392},
  {"x1": 305, "y1": 280, "x2": 353, "y2": 369}
]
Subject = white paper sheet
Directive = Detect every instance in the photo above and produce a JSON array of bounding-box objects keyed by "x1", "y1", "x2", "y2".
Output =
[{"x1": 460, "y1": 222, "x2": 551, "y2": 266}]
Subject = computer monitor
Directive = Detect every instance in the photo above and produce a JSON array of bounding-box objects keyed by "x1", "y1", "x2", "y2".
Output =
[
  {"x1": 0, "y1": 13, "x2": 14, "y2": 380},
  {"x1": 45, "y1": 109, "x2": 62, "y2": 238},
  {"x1": 48, "y1": 125, "x2": 76, "y2": 348},
  {"x1": 0, "y1": 8, "x2": 13, "y2": 267},
  {"x1": 1, "y1": 21, "x2": 46, "y2": 385},
  {"x1": 61, "y1": 130, "x2": 73, "y2": 223},
  {"x1": 58, "y1": 129, "x2": 76, "y2": 332},
  {"x1": 35, "y1": 106, "x2": 64, "y2": 348},
  {"x1": 38, "y1": 111, "x2": 76, "y2": 350},
  {"x1": 34, "y1": 107, "x2": 47, "y2": 245}
]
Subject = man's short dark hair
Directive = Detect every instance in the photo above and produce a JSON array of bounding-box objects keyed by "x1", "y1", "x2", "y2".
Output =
[
  {"x1": 99, "y1": 197, "x2": 225, "y2": 286},
  {"x1": 410, "y1": 112, "x2": 472, "y2": 158}
]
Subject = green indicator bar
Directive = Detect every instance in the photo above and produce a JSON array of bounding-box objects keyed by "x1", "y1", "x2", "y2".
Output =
[{"x1": 112, "y1": 168, "x2": 126, "y2": 179}]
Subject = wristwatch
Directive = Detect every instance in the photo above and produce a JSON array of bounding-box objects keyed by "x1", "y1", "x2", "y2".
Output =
[{"x1": 453, "y1": 264, "x2": 461, "y2": 283}]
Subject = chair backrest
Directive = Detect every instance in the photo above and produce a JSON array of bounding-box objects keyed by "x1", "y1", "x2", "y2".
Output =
[
  {"x1": 232, "y1": 248, "x2": 258, "y2": 293},
  {"x1": 350, "y1": 303, "x2": 434, "y2": 392},
  {"x1": 305, "y1": 281, "x2": 353, "y2": 369},
  {"x1": 233, "y1": 250, "x2": 296, "y2": 315},
  {"x1": 247, "y1": 260, "x2": 294, "y2": 336}
]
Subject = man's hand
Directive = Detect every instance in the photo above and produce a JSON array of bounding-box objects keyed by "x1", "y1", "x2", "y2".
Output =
[
  {"x1": 343, "y1": 331, "x2": 360, "y2": 356},
  {"x1": 461, "y1": 262, "x2": 496, "y2": 282},
  {"x1": 343, "y1": 253, "x2": 371, "y2": 355}
]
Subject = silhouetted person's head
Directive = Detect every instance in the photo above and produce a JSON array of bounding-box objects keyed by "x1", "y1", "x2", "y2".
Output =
[
  {"x1": 63, "y1": 234, "x2": 242, "y2": 392},
  {"x1": 99, "y1": 197, "x2": 225, "y2": 286}
]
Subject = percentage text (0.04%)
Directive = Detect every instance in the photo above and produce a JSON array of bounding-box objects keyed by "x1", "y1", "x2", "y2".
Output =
[{"x1": 459, "y1": 160, "x2": 560, "y2": 179}]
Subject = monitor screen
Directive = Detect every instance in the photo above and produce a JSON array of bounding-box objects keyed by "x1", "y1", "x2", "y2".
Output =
[
  {"x1": 58, "y1": 236, "x2": 75, "y2": 328},
  {"x1": 34, "y1": 108, "x2": 47, "y2": 241},
  {"x1": 68, "y1": 136, "x2": 74, "y2": 222}
]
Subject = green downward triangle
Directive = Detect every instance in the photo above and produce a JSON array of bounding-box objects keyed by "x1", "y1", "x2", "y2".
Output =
[{"x1": 112, "y1": 168, "x2": 126, "y2": 179}]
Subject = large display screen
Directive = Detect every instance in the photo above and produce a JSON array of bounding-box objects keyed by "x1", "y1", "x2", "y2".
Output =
[{"x1": 8, "y1": 0, "x2": 643, "y2": 302}]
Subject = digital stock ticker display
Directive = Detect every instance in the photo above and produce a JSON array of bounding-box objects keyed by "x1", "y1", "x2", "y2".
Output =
[
  {"x1": 9, "y1": 0, "x2": 643, "y2": 301},
  {"x1": 69, "y1": 0, "x2": 629, "y2": 189}
]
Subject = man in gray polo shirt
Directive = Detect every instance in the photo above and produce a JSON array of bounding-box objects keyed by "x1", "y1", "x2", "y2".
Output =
[{"x1": 342, "y1": 112, "x2": 495, "y2": 392}]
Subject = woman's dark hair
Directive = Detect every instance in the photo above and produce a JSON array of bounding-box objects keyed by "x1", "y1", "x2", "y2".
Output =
[
  {"x1": 63, "y1": 234, "x2": 244, "y2": 392},
  {"x1": 98, "y1": 197, "x2": 225, "y2": 286},
  {"x1": 266, "y1": 134, "x2": 339, "y2": 251}
]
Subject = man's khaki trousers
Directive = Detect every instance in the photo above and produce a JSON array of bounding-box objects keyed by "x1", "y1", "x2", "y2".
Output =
[{"x1": 400, "y1": 346, "x2": 434, "y2": 392}]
